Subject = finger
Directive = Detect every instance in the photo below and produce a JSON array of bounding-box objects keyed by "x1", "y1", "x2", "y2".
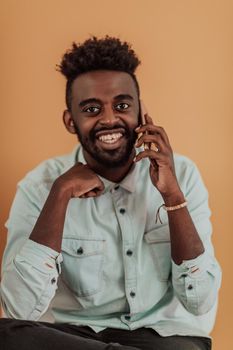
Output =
[
  {"x1": 145, "y1": 113, "x2": 154, "y2": 126},
  {"x1": 135, "y1": 123, "x2": 170, "y2": 145},
  {"x1": 86, "y1": 184, "x2": 104, "y2": 197},
  {"x1": 95, "y1": 187, "x2": 104, "y2": 196},
  {"x1": 80, "y1": 189, "x2": 102, "y2": 198},
  {"x1": 75, "y1": 181, "x2": 104, "y2": 198},
  {"x1": 134, "y1": 149, "x2": 162, "y2": 163},
  {"x1": 136, "y1": 114, "x2": 155, "y2": 150},
  {"x1": 89, "y1": 180, "x2": 105, "y2": 193},
  {"x1": 136, "y1": 134, "x2": 163, "y2": 150},
  {"x1": 150, "y1": 159, "x2": 158, "y2": 171},
  {"x1": 85, "y1": 190, "x2": 98, "y2": 197},
  {"x1": 79, "y1": 193, "x2": 95, "y2": 198},
  {"x1": 97, "y1": 181, "x2": 105, "y2": 192}
]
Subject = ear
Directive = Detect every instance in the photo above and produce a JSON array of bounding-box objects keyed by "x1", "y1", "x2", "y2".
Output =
[{"x1": 63, "y1": 110, "x2": 77, "y2": 134}]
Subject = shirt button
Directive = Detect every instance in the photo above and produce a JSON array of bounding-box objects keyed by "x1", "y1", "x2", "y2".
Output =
[
  {"x1": 130, "y1": 291, "x2": 136, "y2": 298},
  {"x1": 124, "y1": 315, "x2": 131, "y2": 321},
  {"x1": 187, "y1": 284, "x2": 193, "y2": 290},
  {"x1": 126, "y1": 250, "x2": 133, "y2": 256},
  {"x1": 119, "y1": 208, "x2": 126, "y2": 214},
  {"x1": 51, "y1": 277, "x2": 56, "y2": 284},
  {"x1": 77, "y1": 247, "x2": 84, "y2": 255}
]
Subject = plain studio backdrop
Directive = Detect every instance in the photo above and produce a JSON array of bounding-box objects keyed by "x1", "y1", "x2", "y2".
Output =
[{"x1": 0, "y1": 1, "x2": 232, "y2": 349}]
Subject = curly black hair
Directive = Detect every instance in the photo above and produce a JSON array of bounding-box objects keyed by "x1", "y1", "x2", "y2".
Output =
[{"x1": 58, "y1": 36, "x2": 141, "y2": 111}]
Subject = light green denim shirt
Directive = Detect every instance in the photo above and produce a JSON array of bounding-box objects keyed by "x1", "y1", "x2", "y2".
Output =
[{"x1": 1, "y1": 146, "x2": 221, "y2": 338}]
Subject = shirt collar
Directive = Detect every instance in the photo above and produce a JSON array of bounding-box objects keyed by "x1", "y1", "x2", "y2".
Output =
[{"x1": 74, "y1": 145, "x2": 140, "y2": 194}]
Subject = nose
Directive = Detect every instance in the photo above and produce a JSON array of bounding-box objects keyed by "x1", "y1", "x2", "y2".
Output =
[{"x1": 99, "y1": 105, "x2": 119, "y2": 125}]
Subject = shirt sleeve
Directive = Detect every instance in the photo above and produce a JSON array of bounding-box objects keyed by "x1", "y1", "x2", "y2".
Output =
[
  {"x1": 0, "y1": 177, "x2": 63, "y2": 320},
  {"x1": 172, "y1": 251, "x2": 221, "y2": 315},
  {"x1": 171, "y1": 158, "x2": 222, "y2": 315},
  {"x1": 1, "y1": 240, "x2": 63, "y2": 320}
]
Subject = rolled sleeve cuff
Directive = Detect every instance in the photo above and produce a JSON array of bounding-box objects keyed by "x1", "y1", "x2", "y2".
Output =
[
  {"x1": 172, "y1": 251, "x2": 221, "y2": 315},
  {"x1": 16, "y1": 239, "x2": 63, "y2": 275},
  {"x1": 172, "y1": 251, "x2": 209, "y2": 279}
]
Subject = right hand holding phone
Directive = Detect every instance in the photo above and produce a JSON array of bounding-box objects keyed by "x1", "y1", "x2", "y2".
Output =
[{"x1": 134, "y1": 106, "x2": 181, "y2": 199}]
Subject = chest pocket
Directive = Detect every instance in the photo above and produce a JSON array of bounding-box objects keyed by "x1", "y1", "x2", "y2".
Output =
[
  {"x1": 61, "y1": 237, "x2": 105, "y2": 297},
  {"x1": 144, "y1": 228, "x2": 171, "y2": 282}
]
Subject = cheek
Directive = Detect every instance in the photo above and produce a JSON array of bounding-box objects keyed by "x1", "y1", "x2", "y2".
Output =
[
  {"x1": 127, "y1": 113, "x2": 140, "y2": 129},
  {"x1": 130, "y1": 104, "x2": 140, "y2": 124},
  {"x1": 131, "y1": 101, "x2": 140, "y2": 122},
  {"x1": 75, "y1": 118, "x2": 95, "y2": 135}
]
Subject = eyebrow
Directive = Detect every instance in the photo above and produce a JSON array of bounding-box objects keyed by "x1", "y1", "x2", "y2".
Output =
[
  {"x1": 114, "y1": 94, "x2": 134, "y2": 101},
  {"x1": 78, "y1": 94, "x2": 134, "y2": 108},
  {"x1": 79, "y1": 98, "x2": 101, "y2": 107}
]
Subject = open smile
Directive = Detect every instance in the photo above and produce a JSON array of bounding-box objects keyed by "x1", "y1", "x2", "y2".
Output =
[
  {"x1": 98, "y1": 132, "x2": 123, "y2": 144},
  {"x1": 95, "y1": 128, "x2": 126, "y2": 149}
]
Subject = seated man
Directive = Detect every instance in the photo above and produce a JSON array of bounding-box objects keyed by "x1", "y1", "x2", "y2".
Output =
[{"x1": 0, "y1": 36, "x2": 221, "y2": 350}]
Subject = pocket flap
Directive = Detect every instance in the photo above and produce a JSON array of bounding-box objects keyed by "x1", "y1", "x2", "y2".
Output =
[
  {"x1": 62, "y1": 237, "x2": 105, "y2": 257},
  {"x1": 144, "y1": 227, "x2": 170, "y2": 244}
]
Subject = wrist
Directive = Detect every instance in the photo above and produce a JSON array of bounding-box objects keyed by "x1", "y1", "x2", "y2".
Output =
[
  {"x1": 162, "y1": 190, "x2": 185, "y2": 207},
  {"x1": 51, "y1": 179, "x2": 72, "y2": 202}
]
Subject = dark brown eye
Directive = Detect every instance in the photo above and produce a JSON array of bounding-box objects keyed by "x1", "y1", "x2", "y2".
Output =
[
  {"x1": 84, "y1": 106, "x2": 100, "y2": 113},
  {"x1": 115, "y1": 103, "x2": 129, "y2": 111}
]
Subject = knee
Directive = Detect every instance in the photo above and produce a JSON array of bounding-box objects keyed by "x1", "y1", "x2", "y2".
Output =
[
  {"x1": 171, "y1": 336, "x2": 211, "y2": 350},
  {"x1": 0, "y1": 318, "x2": 40, "y2": 349}
]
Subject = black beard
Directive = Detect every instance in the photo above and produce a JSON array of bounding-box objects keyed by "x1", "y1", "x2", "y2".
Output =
[{"x1": 73, "y1": 123, "x2": 137, "y2": 168}]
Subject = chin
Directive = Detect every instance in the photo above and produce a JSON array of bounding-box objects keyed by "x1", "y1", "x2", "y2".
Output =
[
  {"x1": 94, "y1": 148, "x2": 133, "y2": 168},
  {"x1": 98, "y1": 155, "x2": 132, "y2": 168}
]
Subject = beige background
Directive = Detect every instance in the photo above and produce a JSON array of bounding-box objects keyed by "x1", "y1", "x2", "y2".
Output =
[{"x1": 1, "y1": 1, "x2": 232, "y2": 348}]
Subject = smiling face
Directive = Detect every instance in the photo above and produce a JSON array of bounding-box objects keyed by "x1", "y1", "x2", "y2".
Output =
[{"x1": 63, "y1": 70, "x2": 140, "y2": 169}]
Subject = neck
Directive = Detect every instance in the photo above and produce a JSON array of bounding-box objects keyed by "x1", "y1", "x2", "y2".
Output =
[{"x1": 83, "y1": 150, "x2": 136, "y2": 183}]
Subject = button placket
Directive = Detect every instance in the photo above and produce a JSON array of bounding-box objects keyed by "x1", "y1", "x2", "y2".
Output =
[
  {"x1": 120, "y1": 314, "x2": 132, "y2": 326},
  {"x1": 112, "y1": 190, "x2": 137, "y2": 313},
  {"x1": 130, "y1": 291, "x2": 136, "y2": 298},
  {"x1": 126, "y1": 249, "x2": 133, "y2": 256}
]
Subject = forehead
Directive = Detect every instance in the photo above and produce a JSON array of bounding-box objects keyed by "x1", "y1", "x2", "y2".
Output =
[{"x1": 71, "y1": 70, "x2": 138, "y2": 102}]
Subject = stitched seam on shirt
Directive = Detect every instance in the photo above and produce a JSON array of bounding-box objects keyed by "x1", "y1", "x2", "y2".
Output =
[{"x1": 28, "y1": 274, "x2": 55, "y2": 320}]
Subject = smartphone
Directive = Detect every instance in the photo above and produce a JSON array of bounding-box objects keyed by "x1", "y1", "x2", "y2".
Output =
[
  {"x1": 139, "y1": 99, "x2": 146, "y2": 126},
  {"x1": 138, "y1": 101, "x2": 158, "y2": 168},
  {"x1": 139, "y1": 100, "x2": 150, "y2": 150}
]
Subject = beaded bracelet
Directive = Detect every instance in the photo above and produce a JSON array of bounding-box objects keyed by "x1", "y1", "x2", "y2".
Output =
[{"x1": 155, "y1": 201, "x2": 188, "y2": 224}]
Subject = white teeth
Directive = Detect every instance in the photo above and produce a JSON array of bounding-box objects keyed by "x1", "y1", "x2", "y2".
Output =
[{"x1": 98, "y1": 133, "x2": 122, "y2": 143}]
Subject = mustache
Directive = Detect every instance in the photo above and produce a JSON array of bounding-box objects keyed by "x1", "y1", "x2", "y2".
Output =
[{"x1": 93, "y1": 124, "x2": 126, "y2": 134}]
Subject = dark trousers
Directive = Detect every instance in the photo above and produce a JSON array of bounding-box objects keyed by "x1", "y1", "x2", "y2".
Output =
[{"x1": 0, "y1": 318, "x2": 211, "y2": 350}]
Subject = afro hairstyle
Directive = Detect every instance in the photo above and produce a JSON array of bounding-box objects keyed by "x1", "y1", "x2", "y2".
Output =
[{"x1": 58, "y1": 36, "x2": 141, "y2": 110}]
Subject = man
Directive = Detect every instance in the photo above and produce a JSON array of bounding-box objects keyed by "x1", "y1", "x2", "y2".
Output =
[{"x1": 0, "y1": 36, "x2": 221, "y2": 350}]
